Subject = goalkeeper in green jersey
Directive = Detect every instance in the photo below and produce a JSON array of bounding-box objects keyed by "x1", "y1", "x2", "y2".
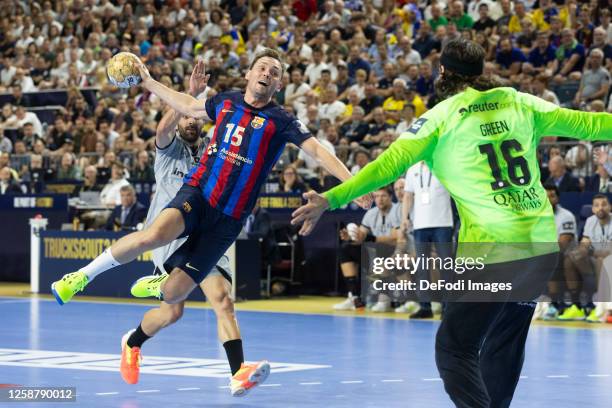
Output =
[{"x1": 292, "y1": 39, "x2": 612, "y2": 408}]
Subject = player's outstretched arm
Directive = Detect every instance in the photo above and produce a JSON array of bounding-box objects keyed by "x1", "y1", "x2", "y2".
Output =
[
  {"x1": 156, "y1": 107, "x2": 182, "y2": 149},
  {"x1": 292, "y1": 132, "x2": 436, "y2": 235},
  {"x1": 300, "y1": 138, "x2": 352, "y2": 181},
  {"x1": 299, "y1": 137, "x2": 373, "y2": 209},
  {"x1": 155, "y1": 62, "x2": 210, "y2": 148},
  {"x1": 539, "y1": 108, "x2": 612, "y2": 142},
  {"x1": 137, "y1": 59, "x2": 211, "y2": 121},
  {"x1": 522, "y1": 93, "x2": 612, "y2": 142},
  {"x1": 323, "y1": 132, "x2": 437, "y2": 211}
]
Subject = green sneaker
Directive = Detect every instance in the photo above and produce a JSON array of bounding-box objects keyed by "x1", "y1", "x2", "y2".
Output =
[
  {"x1": 586, "y1": 308, "x2": 601, "y2": 323},
  {"x1": 51, "y1": 272, "x2": 89, "y2": 305},
  {"x1": 557, "y1": 304, "x2": 586, "y2": 321},
  {"x1": 130, "y1": 274, "x2": 168, "y2": 299}
]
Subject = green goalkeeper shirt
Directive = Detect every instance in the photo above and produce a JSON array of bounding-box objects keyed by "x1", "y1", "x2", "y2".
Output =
[{"x1": 324, "y1": 87, "x2": 612, "y2": 259}]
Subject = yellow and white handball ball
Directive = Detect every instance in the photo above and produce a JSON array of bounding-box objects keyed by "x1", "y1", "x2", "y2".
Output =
[{"x1": 106, "y1": 52, "x2": 142, "y2": 88}]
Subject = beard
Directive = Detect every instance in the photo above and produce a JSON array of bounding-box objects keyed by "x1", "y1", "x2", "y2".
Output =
[{"x1": 178, "y1": 124, "x2": 200, "y2": 144}]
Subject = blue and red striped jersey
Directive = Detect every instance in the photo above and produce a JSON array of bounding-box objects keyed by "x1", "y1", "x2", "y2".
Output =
[{"x1": 183, "y1": 91, "x2": 312, "y2": 220}]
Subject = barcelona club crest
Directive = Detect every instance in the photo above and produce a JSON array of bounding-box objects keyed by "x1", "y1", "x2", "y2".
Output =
[{"x1": 251, "y1": 116, "x2": 265, "y2": 129}]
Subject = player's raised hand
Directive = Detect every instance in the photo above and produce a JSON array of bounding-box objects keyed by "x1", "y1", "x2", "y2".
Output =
[
  {"x1": 291, "y1": 191, "x2": 329, "y2": 236},
  {"x1": 135, "y1": 59, "x2": 152, "y2": 84},
  {"x1": 353, "y1": 193, "x2": 373, "y2": 210},
  {"x1": 189, "y1": 58, "x2": 210, "y2": 96}
]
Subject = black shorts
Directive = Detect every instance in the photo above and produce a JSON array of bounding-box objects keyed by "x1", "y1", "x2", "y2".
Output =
[
  {"x1": 446, "y1": 252, "x2": 559, "y2": 302},
  {"x1": 339, "y1": 242, "x2": 361, "y2": 264},
  {"x1": 164, "y1": 184, "x2": 243, "y2": 284},
  {"x1": 339, "y1": 242, "x2": 396, "y2": 266}
]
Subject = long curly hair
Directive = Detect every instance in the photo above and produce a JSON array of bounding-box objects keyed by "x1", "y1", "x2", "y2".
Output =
[{"x1": 434, "y1": 39, "x2": 505, "y2": 100}]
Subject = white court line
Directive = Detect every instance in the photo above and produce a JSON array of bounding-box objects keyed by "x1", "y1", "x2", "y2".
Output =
[
  {"x1": 0, "y1": 348, "x2": 328, "y2": 378},
  {"x1": 67, "y1": 372, "x2": 612, "y2": 396},
  {"x1": 520, "y1": 376, "x2": 528, "y2": 379},
  {"x1": 0, "y1": 299, "x2": 33, "y2": 304}
]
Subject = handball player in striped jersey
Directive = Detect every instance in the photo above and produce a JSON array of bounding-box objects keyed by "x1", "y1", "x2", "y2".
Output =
[{"x1": 51, "y1": 49, "x2": 371, "y2": 395}]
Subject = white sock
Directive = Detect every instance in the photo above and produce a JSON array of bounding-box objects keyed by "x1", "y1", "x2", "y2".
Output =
[{"x1": 80, "y1": 248, "x2": 121, "y2": 282}]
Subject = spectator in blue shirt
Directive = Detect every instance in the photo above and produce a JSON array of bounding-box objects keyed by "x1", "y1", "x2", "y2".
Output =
[
  {"x1": 367, "y1": 28, "x2": 390, "y2": 61},
  {"x1": 415, "y1": 61, "x2": 435, "y2": 100},
  {"x1": 575, "y1": 5, "x2": 594, "y2": 48},
  {"x1": 136, "y1": 30, "x2": 152, "y2": 56},
  {"x1": 347, "y1": 45, "x2": 371, "y2": 79},
  {"x1": 495, "y1": 38, "x2": 526, "y2": 79},
  {"x1": 412, "y1": 23, "x2": 441, "y2": 60},
  {"x1": 335, "y1": 64, "x2": 355, "y2": 95},
  {"x1": 526, "y1": 31, "x2": 557, "y2": 75}
]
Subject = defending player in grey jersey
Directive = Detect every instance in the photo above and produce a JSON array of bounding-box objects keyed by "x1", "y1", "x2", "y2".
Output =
[{"x1": 146, "y1": 114, "x2": 231, "y2": 275}]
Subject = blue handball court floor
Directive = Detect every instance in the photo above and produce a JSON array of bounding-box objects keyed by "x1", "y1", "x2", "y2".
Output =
[{"x1": 1, "y1": 296, "x2": 611, "y2": 407}]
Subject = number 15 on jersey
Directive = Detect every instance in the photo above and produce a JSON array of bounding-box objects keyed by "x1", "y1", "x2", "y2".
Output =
[{"x1": 223, "y1": 124, "x2": 244, "y2": 147}]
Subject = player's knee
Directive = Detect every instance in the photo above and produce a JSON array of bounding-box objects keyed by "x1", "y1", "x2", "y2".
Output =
[
  {"x1": 161, "y1": 284, "x2": 183, "y2": 304},
  {"x1": 212, "y1": 292, "x2": 235, "y2": 319},
  {"x1": 162, "y1": 289, "x2": 183, "y2": 304}
]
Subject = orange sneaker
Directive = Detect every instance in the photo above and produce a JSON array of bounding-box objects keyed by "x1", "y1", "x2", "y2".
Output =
[
  {"x1": 230, "y1": 361, "x2": 270, "y2": 397},
  {"x1": 120, "y1": 329, "x2": 141, "y2": 384}
]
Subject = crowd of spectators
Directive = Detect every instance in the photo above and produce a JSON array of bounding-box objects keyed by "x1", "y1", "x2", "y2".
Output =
[
  {"x1": 0, "y1": 0, "x2": 611, "y2": 295},
  {"x1": 0, "y1": 0, "x2": 610, "y2": 198}
]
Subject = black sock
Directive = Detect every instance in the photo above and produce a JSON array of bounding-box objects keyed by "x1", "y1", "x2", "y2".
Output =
[
  {"x1": 345, "y1": 276, "x2": 359, "y2": 297},
  {"x1": 127, "y1": 324, "x2": 151, "y2": 349},
  {"x1": 223, "y1": 339, "x2": 244, "y2": 376}
]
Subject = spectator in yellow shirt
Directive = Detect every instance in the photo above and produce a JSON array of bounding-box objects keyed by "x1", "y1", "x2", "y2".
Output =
[
  {"x1": 531, "y1": 0, "x2": 569, "y2": 32},
  {"x1": 382, "y1": 78, "x2": 408, "y2": 125},
  {"x1": 408, "y1": 86, "x2": 426, "y2": 118},
  {"x1": 219, "y1": 19, "x2": 246, "y2": 55},
  {"x1": 382, "y1": 79, "x2": 426, "y2": 125},
  {"x1": 313, "y1": 69, "x2": 333, "y2": 96},
  {"x1": 508, "y1": 1, "x2": 532, "y2": 34},
  {"x1": 338, "y1": 89, "x2": 362, "y2": 126}
]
